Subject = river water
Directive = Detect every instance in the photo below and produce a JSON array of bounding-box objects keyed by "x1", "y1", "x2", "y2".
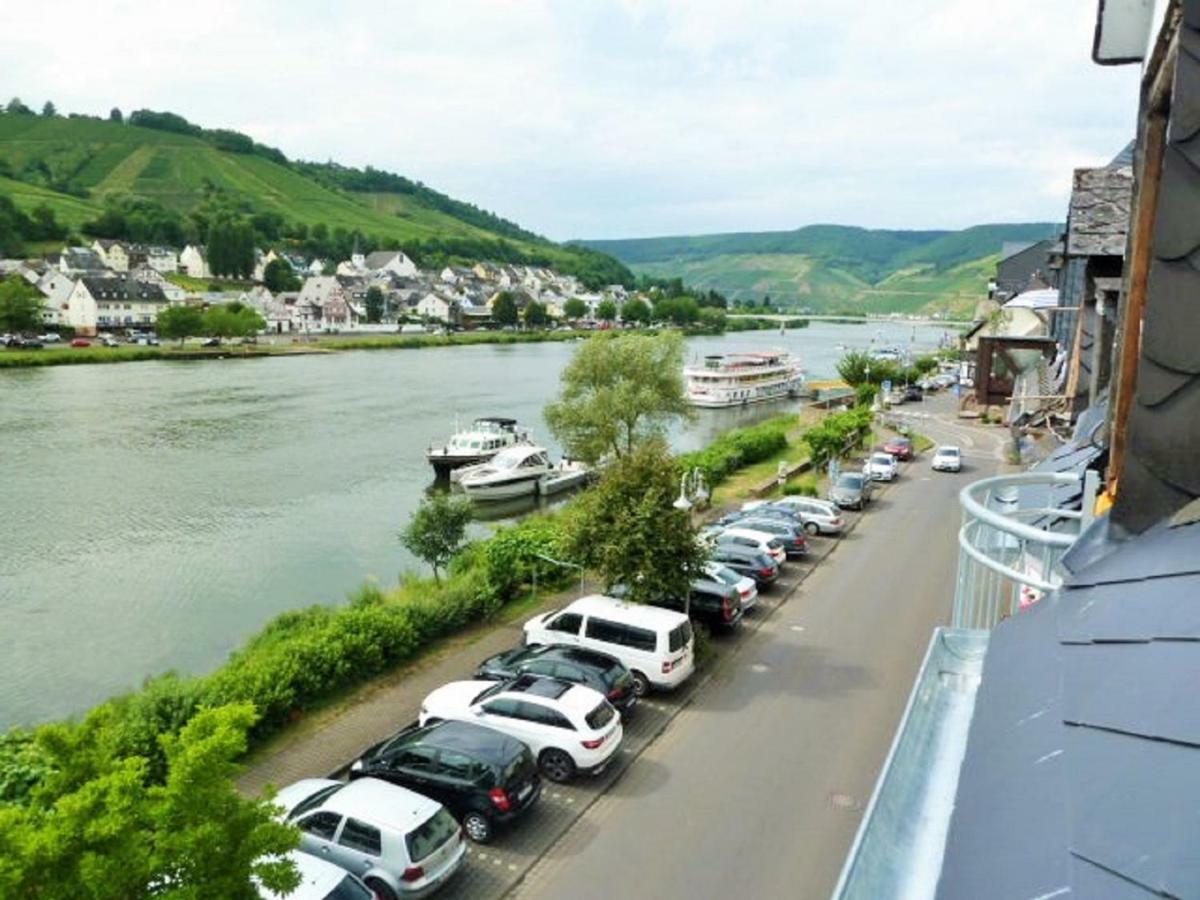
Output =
[{"x1": 0, "y1": 322, "x2": 952, "y2": 728}]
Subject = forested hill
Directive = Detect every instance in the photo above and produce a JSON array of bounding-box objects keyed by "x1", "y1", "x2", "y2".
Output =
[
  {"x1": 0, "y1": 105, "x2": 630, "y2": 287},
  {"x1": 578, "y1": 222, "x2": 1060, "y2": 315}
]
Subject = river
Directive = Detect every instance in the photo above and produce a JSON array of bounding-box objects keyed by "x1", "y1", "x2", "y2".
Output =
[{"x1": 0, "y1": 322, "x2": 953, "y2": 728}]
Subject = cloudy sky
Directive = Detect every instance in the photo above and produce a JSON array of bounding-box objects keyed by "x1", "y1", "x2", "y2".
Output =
[{"x1": 2, "y1": 1, "x2": 1141, "y2": 241}]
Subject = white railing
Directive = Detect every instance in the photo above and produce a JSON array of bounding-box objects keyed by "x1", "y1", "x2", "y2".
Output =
[{"x1": 951, "y1": 471, "x2": 1096, "y2": 629}]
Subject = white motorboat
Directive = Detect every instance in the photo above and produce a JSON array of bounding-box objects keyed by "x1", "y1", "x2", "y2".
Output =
[
  {"x1": 538, "y1": 459, "x2": 592, "y2": 496},
  {"x1": 458, "y1": 445, "x2": 553, "y2": 501},
  {"x1": 426, "y1": 417, "x2": 532, "y2": 478},
  {"x1": 684, "y1": 350, "x2": 805, "y2": 408}
]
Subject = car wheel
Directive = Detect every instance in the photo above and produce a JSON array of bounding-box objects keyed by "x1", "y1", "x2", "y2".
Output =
[
  {"x1": 630, "y1": 670, "x2": 651, "y2": 697},
  {"x1": 539, "y1": 748, "x2": 577, "y2": 783},
  {"x1": 365, "y1": 877, "x2": 398, "y2": 900},
  {"x1": 804, "y1": 521, "x2": 819, "y2": 536},
  {"x1": 463, "y1": 810, "x2": 493, "y2": 843}
]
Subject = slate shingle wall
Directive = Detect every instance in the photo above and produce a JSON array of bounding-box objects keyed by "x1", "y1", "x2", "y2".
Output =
[{"x1": 1114, "y1": 12, "x2": 1200, "y2": 533}]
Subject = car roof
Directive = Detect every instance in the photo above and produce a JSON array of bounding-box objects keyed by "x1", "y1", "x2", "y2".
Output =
[
  {"x1": 721, "y1": 526, "x2": 776, "y2": 543},
  {"x1": 414, "y1": 720, "x2": 526, "y2": 762},
  {"x1": 937, "y1": 445, "x2": 961, "y2": 453},
  {"x1": 535, "y1": 645, "x2": 623, "y2": 669},
  {"x1": 564, "y1": 594, "x2": 689, "y2": 629},
  {"x1": 496, "y1": 675, "x2": 603, "y2": 714},
  {"x1": 320, "y1": 777, "x2": 441, "y2": 828},
  {"x1": 259, "y1": 851, "x2": 351, "y2": 900}
]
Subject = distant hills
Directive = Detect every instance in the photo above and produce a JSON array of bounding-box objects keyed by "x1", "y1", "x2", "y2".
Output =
[
  {"x1": 578, "y1": 223, "x2": 1061, "y2": 315},
  {"x1": 0, "y1": 110, "x2": 629, "y2": 287}
]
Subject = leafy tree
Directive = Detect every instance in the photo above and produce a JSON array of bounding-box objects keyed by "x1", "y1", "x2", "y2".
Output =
[
  {"x1": 399, "y1": 494, "x2": 473, "y2": 585},
  {"x1": 544, "y1": 331, "x2": 692, "y2": 464},
  {"x1": 109, "y1": 107, "x2": 123, "y2": 123},
  {"x1": 523, "y1": 301, "x2": 548, "y2": 329},
  {"x1": 565, "y1": 439, "x2": 706, "y2": 605},
  {"x1": 653, "y1": 295, "x2": 700, "y2": 326},
  {"x1": 620, "y1": 297, "x2": 650, "y2": 325},
  {"x1": 0, "y1": 277, "x2": 44, "y2": 333},
  {"x1": 27, "y1": 204, "x2": 66, "y2": 241},
  {"x1": 563, "y1": 297, "x2": 587, "y2": 320},
  {"x1": 41, "y1": 101, "x2": 56, "y2": 117},
  {"x1": 206, "y1": 218, "x2": 256, "y2": 279},
  {"x1": 6, "y1": 97, "x2": 32, "y2": 115},
  {"x1": 262, "y1": 258, "x2": 300, "y2": 293},
  {"x1": 202, "y1": 302, "x2": 264, "y2": 340},
  {"x1": 492, "y1": 291, "x2": 519, "y2": 326},
  {"x1": 365, "y1": 286, "x2": 385, "y2": 323},
  {"x1": 0, "y1": 704, "x2": 300, "y2": 900},
  {"x1": 156, "y1": 305, "x2": 205, "y2": 344},
  {"x1": 595, "y1": 299, "x2": 617, "y2": 322},
  {"x1": 836, "y1": 350, "x2": 900, "y2": 387}
]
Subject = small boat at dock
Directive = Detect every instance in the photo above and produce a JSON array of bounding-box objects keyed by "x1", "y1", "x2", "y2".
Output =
[{"x1": 426, "y1": 417, "x2": 532, "y2": 478}]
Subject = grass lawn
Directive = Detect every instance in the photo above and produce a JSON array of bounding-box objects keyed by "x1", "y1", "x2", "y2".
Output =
[
  {"x1": 709, "y1": 406, "x2": 825, "y2": 507},
  {"x1": 165, "y1": 272, "x2": 255, "y2": 292}
]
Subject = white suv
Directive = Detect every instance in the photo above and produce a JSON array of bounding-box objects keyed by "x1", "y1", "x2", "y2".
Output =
[
  {"x1": 419, "y1": 674, "x2": 623, "y2": 782},
  {"x1": 931, "y1": 445, "x2": 963, "y2": 472},
  {"x1": 712, "y1": 526, "x2": 787, "y2": 564},
  {"x1": 275, "y1": 777, "x2": 465, "y2": 899}
]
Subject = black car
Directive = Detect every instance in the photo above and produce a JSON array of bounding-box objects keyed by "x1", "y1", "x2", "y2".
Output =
[
  {"x1": 349, "y1": 719, "x2": 541, "y2": 843},
  {"x1": 903, "y1": 385, "x2": 924, "y2": 402},
  {"x1": 648, "y1": 581, "x2": 743, "y2": 631},
  {"x1": 710, "y1": 546, "x2": 780, "y2": 586},
  {"x1": 474, "y1": 644, "x2": 638, "y2": 713}
]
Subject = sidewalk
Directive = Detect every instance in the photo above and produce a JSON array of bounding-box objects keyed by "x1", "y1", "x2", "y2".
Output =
[{"x1": 237, "y1": 589, "x2": 570, "y2": 796}]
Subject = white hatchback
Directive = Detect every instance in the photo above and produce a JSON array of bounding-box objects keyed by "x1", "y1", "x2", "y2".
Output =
[
  {"x1": 713, "y1": 526, "x2": 787, "y2": 564},
  {"x1": 932, "y1": 445, "x2": 963, "y2": 472},
  {"x1": 744, "y1": 497, "x2": 844, "y2": 535},
  {"x1": 865, "y1": 452, "x2": 899, "y2": 481},
  {"x1": 419, "y1": 674, "x2": 623, "y2": 782}
]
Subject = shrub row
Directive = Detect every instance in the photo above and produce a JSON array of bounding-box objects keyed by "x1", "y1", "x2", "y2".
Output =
[
  {"x1": 676, "y1": 415, "x2": 796, "y2": 486},
  {"x1": 3, "y1": 516, "x2": 566, "y2": 794}
]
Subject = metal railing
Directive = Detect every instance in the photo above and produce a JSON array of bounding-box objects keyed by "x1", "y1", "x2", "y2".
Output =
[{"x1": 951, "y1": 471, "x2": 1096, "y2": 630}]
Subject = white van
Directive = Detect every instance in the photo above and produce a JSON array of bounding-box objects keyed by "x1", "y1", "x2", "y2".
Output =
[{"x1": 523, "y1": 595, "x2": 694, "y2": 696}]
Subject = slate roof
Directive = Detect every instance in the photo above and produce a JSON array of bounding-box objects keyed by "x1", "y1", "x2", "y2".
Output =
[
  {"x1": 936, "y1": 508, "x2": 1200, "y2": 899},
  {"x1": 79, "y1": 277, "x2": 168, "y2": 302}
]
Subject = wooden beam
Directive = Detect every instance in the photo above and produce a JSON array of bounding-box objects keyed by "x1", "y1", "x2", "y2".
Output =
[{"x1": 1107, "y1": 45, "x2": 1173, "y2": 497}]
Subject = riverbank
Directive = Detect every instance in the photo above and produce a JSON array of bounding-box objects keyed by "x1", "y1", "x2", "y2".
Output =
[{"x1": 0, "y1": 329, "x2": 594, "y2": 368}]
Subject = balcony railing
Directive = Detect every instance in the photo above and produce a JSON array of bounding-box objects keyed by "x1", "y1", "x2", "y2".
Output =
[{"x1": 951, "y1": 471, "x2": 1097, "y2": 630}]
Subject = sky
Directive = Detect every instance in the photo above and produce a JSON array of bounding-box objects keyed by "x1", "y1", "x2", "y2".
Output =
[{"x1": 1, "y1": 1, "x2": 1142, "y2": 241}]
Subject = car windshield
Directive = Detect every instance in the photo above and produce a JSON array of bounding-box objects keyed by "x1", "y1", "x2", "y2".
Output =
[
  {"x1": 708, "y1": 566, "x2": 740, "y2": 586},
  {"x1": 837, "y1": 474, "x2": 864, "y2": 489},
  {"x1": 872, "y1": 454, "x2": 892, "y2": 464},
  {"x1": 940, "y1": 447, "x2": 960, "y2": 457},
  {"x1": 405, "y1": 807, "x2": 459, "y2": 863},
  {"x1": 287, "y1": 783, "x2": 341, "y2": 819},
  {"x1": 585, "y1": 701, "x2": 616, "y2": 731},
  {"x1": 502, "y1": 748, "x2": 535, "y2": 788},
  {"x1": 472, "y1": 681, "x2": 510, "y2": 704}
]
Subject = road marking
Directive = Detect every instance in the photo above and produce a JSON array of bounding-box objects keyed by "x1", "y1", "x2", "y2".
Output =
[
  {"x1": 750, "y1": 663, "x2": 770, "y2": 673},
  {"x1": 789, "y1": 625, "x2": 805, "y2": 632}
]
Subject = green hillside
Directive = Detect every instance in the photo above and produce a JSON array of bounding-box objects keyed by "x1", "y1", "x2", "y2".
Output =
[
  {"x1": 580, "y1": 222, "x2": 1058, "y2": 314},
  {"x1": 0, "y1": 111, "x2": 631, "y2": 286}
]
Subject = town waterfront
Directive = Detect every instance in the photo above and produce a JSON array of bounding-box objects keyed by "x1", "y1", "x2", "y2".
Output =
[{"x1": 0, "y1": 322, "x2": 952, "y2": 728}]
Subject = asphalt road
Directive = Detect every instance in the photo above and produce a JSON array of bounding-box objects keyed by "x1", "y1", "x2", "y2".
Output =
[{"x1": 510, "y1": 407, "x2": 1006, "y2": 900}]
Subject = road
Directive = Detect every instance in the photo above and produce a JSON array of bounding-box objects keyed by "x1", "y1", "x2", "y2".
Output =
[{"x1": 510, "y1": 406, "x2": 1005, "y2": 900}]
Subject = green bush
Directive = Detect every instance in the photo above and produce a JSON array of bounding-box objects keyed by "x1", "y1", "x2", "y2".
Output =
[
  {"x1": 677, "y1": 415, "x2": 795, "y2": 486},
  {"x1": 783, "y1": 474, "x2": 819, "y2": 497}
]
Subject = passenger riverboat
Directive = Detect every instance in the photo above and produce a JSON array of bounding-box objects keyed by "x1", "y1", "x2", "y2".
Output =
[{"x1": 684, "y1": 351, "x2": 805, "y2": 408}]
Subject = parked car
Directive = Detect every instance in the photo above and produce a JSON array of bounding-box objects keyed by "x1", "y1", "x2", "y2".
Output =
[
  {"x1": 350, "y1": 720, "x2": 541, "y2": 843},
  {"x1": 418, "y1": 674, "x2": 623, "y2": 783},
  {"x1": 829, "y1": 472, "x2": 873, "y2": 509},
  {"x1": 274, "y1": 777, "x2": 466, "y2": 899},
  {"x1": 201, "y1": 337, "x2": 221, "y2": 347},
  {"x1": 40, "y1": 333, "x2": 62, "y2": 343},
  {"x1": 101, "y1": 336, "x2": 121, "y2": 348},
  {"x1": 474, "y1": 644, "x2": 637, "y2": 713},
  {"x1": 651, "y1": 581, "x2": 743, "y2": 631},
  {"x1": 18, "y1": 338, "x2": 43, "y2": 349},
  {"x1": 700, "y1": 560, "x2": 759, "y2": 611},
  {"x1": 931, "y1": 445, "x2": 963, "y2": 472},
  {"x1": 257, "y1": 850, "x2": 375, "y2": 900},
  {"x1": 523, "y1": 595, "x2": 695, "y2": 695},
  {"x1": 882, "y1": 436, "x2": 915, "y2": 461},
  {"x1": 70, "y1": 338, "x2": 91, "y2": 348},
  {"x1": 746, "y1": 497, "x2": 845, "y2": 536},
  {"x1": 731, "y1": 517, "x2": 808, "y2": 557},
  {"x1": 708, "y1": 545, "x2": 780, "y2": 588},
  {"x1": 710, "y1": 526, "x2": 788, "y2": 564},
  {"x1": 718, "y1": 505, "x2": 804, "y2": 528},
  {"x1": 865, "y1": 452, "x2": 899, "y2": 482},
  {"x1": 903, "y1": 385, "x2": 923, "y2": 402}
]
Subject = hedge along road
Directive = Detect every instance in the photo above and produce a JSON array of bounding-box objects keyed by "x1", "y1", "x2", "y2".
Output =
[
  {"x1": 0, "y1": 320, "x2": 951, "y2": 731},
  {"x1": 509, "y1": 398, "x2": 1009, "y2": 900}
]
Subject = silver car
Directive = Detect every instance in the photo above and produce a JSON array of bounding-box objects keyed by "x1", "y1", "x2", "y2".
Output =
[
  {"x1": 275, "y1": 778, "x2": 466, "y2": 899},
  {"x1": 829, "y1": 472, "x2": 874, "y2": 510},
  {"x1": 745, "y1": 497, "x2": 845, "y2": 536}
]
